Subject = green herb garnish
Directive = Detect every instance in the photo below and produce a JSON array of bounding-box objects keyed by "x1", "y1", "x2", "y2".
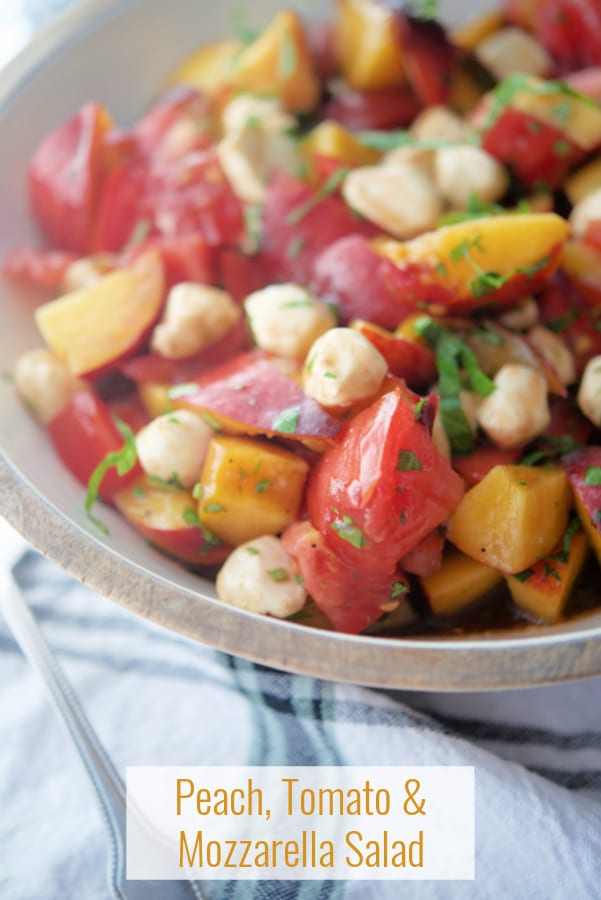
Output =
[{"x1": 85, "y1": 420, "x2": 137, "y2": 534}]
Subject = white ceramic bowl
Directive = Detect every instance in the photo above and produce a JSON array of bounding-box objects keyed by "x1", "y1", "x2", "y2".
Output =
[{"x1": 3, "y1": 0, "x2": 601, "y2": 690}]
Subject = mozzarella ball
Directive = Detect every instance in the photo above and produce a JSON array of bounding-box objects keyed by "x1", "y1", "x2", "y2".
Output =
[
  {"x1": 578, "y1": 355, "x2": 601, "y2": 426},
  {"x1": 381, "y1": 145, "x2": 435, "y2": 177},
  {"x1": 410, "y1": 105, "x2": 473, "y2": 143},
  {"x1": 476, "y1": 364, "x2": 550, "y2": 449},
  {"x1": 216, "y1": 535, "x2": 307, "y2": 618},
  {"x1": 14, "y1": 348, "x2": 85, "y2": 424},
  {"x1": 435, "y1": 145, "x2": 509, "y2": 208},
  {"x1": 221, "y1": 94, "x2": 296, "y2": 136},
  {"x1": 151, "y1": 283, "x2": 240, "y2": 360},
  {"x1": 343, "y1": 164, "x2": 443, "y2": 239},
  {"x1": 498, "y1": 297, "x2": 539, "y2": 331},
  {"x1": 527, "y1": 325, "x2": 577, "y2": 386},
  {"x1": 135, "y1": 410, "x2": 213, "y2": 488},
  {"x1": 476, "y1": 27, "x2": 553, "y2": 81},
  {"x1": 303, "y1": 328, "x2": 388, "y2": 407},
  {"x1": 244, "y1": 284, "x2": 336, "y2": 360},
  {"x1": 569, "y1": 187, "x2": 601, "y2": 238}
]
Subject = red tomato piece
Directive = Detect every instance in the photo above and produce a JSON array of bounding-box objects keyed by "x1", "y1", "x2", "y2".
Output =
[
  {"x1": 320, "y1": 84, "x2": 422, "y2": 132},
  {"x1": 399, "y1": 528, "x2": 445, "y2": 578},
  {"x1": 218, "y1": 248, "x2": 273, "y2": 302},
  {"x1": 3, "y1": 247, "x2": 77, "y2": 289},
  {"x1": 583, "y1": 220, "x2": 601, "y2": 254},
  {"x1": 307, "y1": 388, "x2": 464, "y2": 571},
  {"x1": 29, "y1": 103, "x2": 114, "y2": 253},
  {"x1": 106, "y1": 395, "x2": 150, "y2": 433},
  {"x1": 261, "y1": 172, "x2": 379, "y2": 283},
  {"x1": 307, "y1": 22, "x2": 338, "y2": 81},
  {"x1": 310, "y1": 236, "x2": 420, "y2": 329},
  {"x1": 133, "y1": 86, "x2": 214, "y2": 161},
  {"x1": 535, "y1": 0, "x2": 601, "y2": 72},
  {"x1": 123, "y1": 232, "x2": 218, "y2": 290},
  {"x1": 539, "y1": 270, "x2": 601, "y2": 373},
  {"x1": 481, "y1": 106, "x2": 582, "y2": 189},
  {"x1": 120, "y1": 318, "x2": 251, "y2": 384},
  {"x1": 452, "y1": 445, "x2": 522, "y2": 486},
  {"x1": 282, "y1": 521, "x2": 410, "y2": 634},
  {"x1": 93, "y1": 161, "x2": 147, "y2": 253},
  {"x1": 543, "y1": 396, "x2": 594, "y2": 446},
  {"x1": 47, "y1": 391, "x2": 141, "y2": 502},
  {"x1": 397, "y1": 14, "x2": 457, "y2": 105}
]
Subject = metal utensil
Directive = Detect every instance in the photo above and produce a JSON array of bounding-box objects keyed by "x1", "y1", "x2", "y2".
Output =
[{"x1": 0, "y1": 520, "x2": 204, "y2": 900}]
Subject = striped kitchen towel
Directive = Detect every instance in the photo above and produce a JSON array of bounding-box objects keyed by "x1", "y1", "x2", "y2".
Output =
[{"x1": 1, "y1": 542, "x2": 601, "y2": 900}]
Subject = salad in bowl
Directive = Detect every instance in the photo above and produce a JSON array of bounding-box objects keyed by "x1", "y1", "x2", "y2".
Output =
[{"x1": 5, "y1": 0, "x2": 601, "y2": 644}]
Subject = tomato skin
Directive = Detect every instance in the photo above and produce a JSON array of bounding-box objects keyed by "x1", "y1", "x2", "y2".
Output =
[
  {"x1": 93, "y1": 161, "x2": 145, "y2": 252},
  {"x1": 123, "y1": 232, "x2": 217, "y2": 290},
  {"x1": 452, "y1": 446, "x2": 522, "y2": 486},
  {"x1": 310, "y1": 235, "x2": 419, "y2": 330},
  {"x1": 261, "y1": 172, "x2": 379, "y2": 283},
  {"x1": 282, "y1": 521, "x2": 409, "y2": 634},
  {"x1": 539, "y1": 270, "x2": 601, "y2": 373},
  {"x1": 399, "y1": 528, "x2": 445, "y2": 578},
  {"x1": 535, "y1": 0, "x2": 601, "y2": 72},
  {"x1": 218, "y1": 248, "x2": 273, "y2": 302},
  {"x1": 307, "y1": 389, "x2": 464, "y2": 571},
  {"x1": 29, "y1": 103, "x2": 113, "y2": 253},
  {"x1": 132, "y1": 86, "x2": 214, "y2": 161},
  {"x1": 47, "y1": 391, "x2": 141, "y2": 502},
  {"x1": 350, "y1": 320, "x2": 437, "y2": 388},
  {"x1": 397, "y1": 14, "x2": 457, "y2": 105},
  {"x1": 481, "y1": 106, "x2": 582, "y2": 189},
  {"x1": 3, "y1": 248, "x2": 77, "y2": 289},
  {"x1": 321, "y1": 84, "x2": 421, "y2": 132}
]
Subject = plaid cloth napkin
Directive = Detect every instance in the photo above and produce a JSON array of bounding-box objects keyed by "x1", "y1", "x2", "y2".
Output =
[{"x1": 1, "y1": 540, "x2": 601, "y2": 900}]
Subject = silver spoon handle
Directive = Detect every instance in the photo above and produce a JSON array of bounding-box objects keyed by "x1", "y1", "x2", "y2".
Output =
[{"x1": 0, "y1": 569, "x2": 204, "y2": 900}]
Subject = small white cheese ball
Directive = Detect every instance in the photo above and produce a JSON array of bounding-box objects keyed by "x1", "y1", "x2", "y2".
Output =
[
  {"x1": 151, "y1": 283, "x2": 240, "y2": 360},
  {"x1": 244, "y1": 284, "x2": 336, "y2": 360},
  {"x1": 476, "y1": 363, "x2": 550, "y2": 450},
  {"x1": 221, "y1": 94, "x2": 296, "y2": 137},
  {"x1": 527, "y1": 325, "x2": 577, "y2": 386},
  {"x1": 381, "y1": 145, "x2": 435, "y2": 177},
  {"x1": 569, "y1": 187, "x2": 601, "y2": 238},
  {"x1": 475, "y1": 27, "x2": 553, "y2": 81},
  {"x1": 218, "y1": 126, "x2": 299, "y2": 205},
  {"x1": 435, "y1": 145, "x2": 509, "y2": 208},
  {"x1": 498, "y1": 297, "x2": 539, "y2": 331},
  {"x1": 216, "y1": 535, "x2": 307, "y2": 618},
  {"x1": 578, "y1": 354, "x2": 601, "y2": 426},
  {"x1": 135, "y1": 410, "x2": 213, "y2": 489},
  {"x1": 410, "y1": 105, "x2": 473, "y2": 143},
  {"x1": 303, "y1": 328, "x2": 388, "y2": 407},
  {"x1": 14, "y1": 348, "x2": 85, "y2": 424},
  {"x1": 343, "y1": 164, "x2": 443, "y2": 239}
]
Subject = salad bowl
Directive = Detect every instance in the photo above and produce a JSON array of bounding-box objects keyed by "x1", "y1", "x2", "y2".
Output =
[{"x1": 3, "y1": 0, "x2": 601, "y2": 690}]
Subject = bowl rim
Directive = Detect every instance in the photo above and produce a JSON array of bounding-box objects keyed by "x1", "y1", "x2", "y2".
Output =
[{"x1": 3, "y1": 0, "x2": 601, "y2": 692}]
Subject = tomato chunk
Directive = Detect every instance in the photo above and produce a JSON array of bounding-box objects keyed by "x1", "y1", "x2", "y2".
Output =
[
  {"x1": 307, "y1": 388, "x2": 465, "y2": 571},
  {"x1": 3, "y1": 248, "x2": 77, "y2": 290},
  {"x1": 282, "y1": 521, "x2": 410, "y2": 634},
  {"x1": 47, "y1": 391, "x2": 141, "y2": 501},
  {"x1": 29, "y1": 103, "x2": 114, "y2": 253}
]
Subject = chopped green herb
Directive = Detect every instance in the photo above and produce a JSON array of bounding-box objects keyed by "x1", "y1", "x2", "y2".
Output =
[
  {"x1": 295, "y1": 574, "x2": 304, "y2": 586},
  {"x1": 1, "y1": 371, "x2": 14, "y2": 385},
  {"x1": 268, "y1": 567, "x2": 290, "y2": 582},
  {"x1": 483, "y1": 72, "x2": 595, "y2": 130},
  {"x1": 554, "y1": 139, "x2": 571, "y2": 157},
  {"x1": 245, "y1": 546, "x2": 260, "y2": 555},
  {"x1": 287, "y1": 610, "x2": 312, "y2": 622},
  {"x1": 287, "y1": 237, "x2": 306, "y2": 259},
  {"x1": 551, "y1": 517, "x2": 581, "y2": 564},
  {"x1": 391, "y1": 580, "x2": 409, "y2": 600},
  {"x1": 183, "y1": 506, "x2": 201, "y2": 526},
  {"x1": 414, "y1": 398, "x2": 427, "y2": 419},
  {"x1": 244, "y1": 203, "x2": 262, "y2": 251},
  {"x1": 357, "y1": 130, "x2": 465, "y2": 152},
  {"x1": 399, "y1": 508, "x2": 407, "y2": 524},
  {"x1": 286, "y1": 168, "x2": 350, "y2": 225},
  {"x1": 473, "y1": 327, "x2": 504, "y2": 346},
  {"x1": 434, "y1": 262, "x2": 448, "y2": 277},
  {"x1": 543, "y1": 561, "x2": 561, "y2": 581},
  {"x1": 513, "y1": 568, "x2": 535, "y2": 583},
  {"x1": 546, "y1": 307, "x2": 578, "y2": 332},
  {"x1": 85, "y1": 419, "x2": 137, "y2": 534},
  {"x1": 585, "y1": 466, "x2": 601, "y2": 486},
  {"x1": 331, "y1": 515, "x2": 366, "y2": 549},
  {"x1": 201, "y1": 411, "x2": 223, "y2": 431},
  {"x1": 279, "y1": 26, "x2": 297, "y2": 78},
  {"x1": 323, "y1": 371, "x2": 337, "y2": 379},
  {"x1": 255, "y1": 479, "x2": 272, "y2": 493},
  {"x1": 231, "y1": 7, "x2": 260, "y2": 44},
  {"x1": 397, "y1": 450, "x2": 423, "y2": 472},
  {"x1": 192, "y1": 482, "x2": 204, "y2": 500},
  {"x1": 204, "y1": 502, "x2": 226, "y2": 514},
  {"x1": 552, "y1": 101, "x2": 572, "y2": 125},
  {"x1": 281, "y1": 298, "x2": 314, "y2": 309},
  {"x1": 125, "y1": 217, "x2": 151, "y2": 248},
  {"x1": 272, "y1": 406, "x2": 301, "y2": 434},
  {"x1": 148, "y1": 473, "x2": 185, "y2": 491},
  {"x1": 132, "y1": 485, "x2": 146, "y2": 499},
  {"x1": 167, "y1": 382, "x2": 198, "y2": 399}
]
